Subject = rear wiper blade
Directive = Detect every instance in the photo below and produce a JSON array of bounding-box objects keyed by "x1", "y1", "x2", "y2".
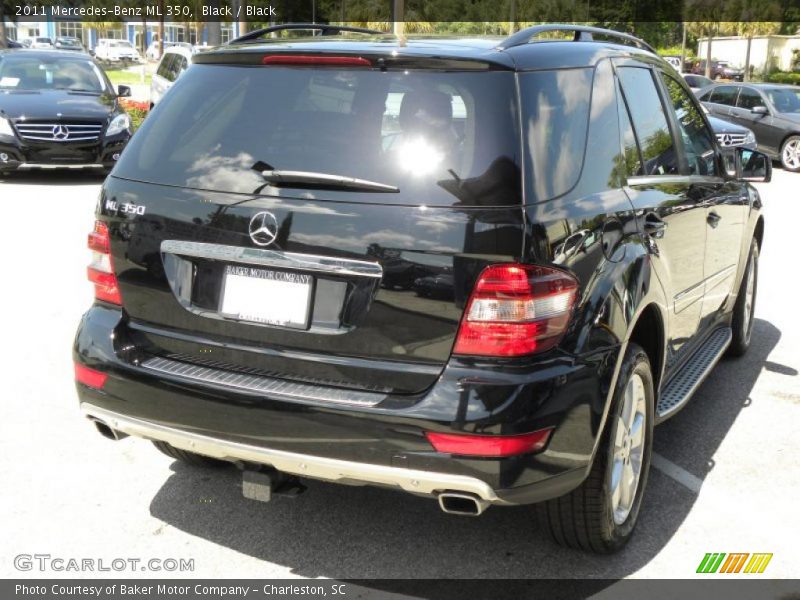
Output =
[{"x1": 252, "y1": 163, "x2": 398, "y2": 193}]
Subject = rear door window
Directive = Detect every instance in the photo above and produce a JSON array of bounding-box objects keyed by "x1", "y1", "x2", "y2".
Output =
[
  {"x1": 659, "y1": 72, "x2": 717, "y2": 176},
  {"x1": 113, "y1": 64, "x2": 521, "y2": 207},
  {"x1": 156, "y1": 54, "x2": 174, "y2": 79},
  {"x1": 616, "y1": 82, "x2": 643, "y2": 177},
  {"x1": 617, "y1": 67, "x2": 679, "y2": 176},
  {"x1": 708, "y1": 85, "x2": 739, "y2": 106},
  {"x1": 736, "y1": 87, "x2": 764, "y2": 110}
]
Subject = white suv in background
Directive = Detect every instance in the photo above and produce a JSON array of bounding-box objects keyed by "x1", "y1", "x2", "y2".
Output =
[
  {"x1": 150, "y1": 45, "x2": 196, "y2": 107},
  {"x1": 95, "y1": 39, "x2": 141, "y2": 63}
]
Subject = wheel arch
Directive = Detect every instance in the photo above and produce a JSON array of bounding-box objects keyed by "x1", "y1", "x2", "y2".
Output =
[
  {"x1": 626, "y1": 303, "x2": 666, "y2": 394},
  {"x1": 779, "y1": 131, "x2": 800, "y2": 153},
  {"x1": 753, "y1": 214, "x2": 765, "y2": 251}
]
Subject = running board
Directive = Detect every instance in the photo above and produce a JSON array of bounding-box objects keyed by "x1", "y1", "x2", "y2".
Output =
[{"x1": 656, "y1": 327, "x2": 732, "y2": 423}]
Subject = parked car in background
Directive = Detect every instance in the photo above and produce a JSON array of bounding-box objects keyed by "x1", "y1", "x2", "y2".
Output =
[
  {"x1": 413, "y1": 273, "x2": 455, "y2": 299},
  {"x1": 94, "y1": 39, "x2": 141, "y2": 63},
  {"x1": 150, "y1": 45, "x2": 195, "y2": 107},
  {"x1": 31, "y1": 37, "x2": 54, "y2": 49},
  {"x1": 662, "y1": 55, "x2": 682, "y2": 71},
  {"x1": 74, "y1": 23, "x2": 769, "y2": 555},
  {"x1": 692, "y1": 60, "x2": 744, "y2": 81},
  {"x1": 0, "y1": 49, "x2": 133, "y2": 175},
  {"x1": 146, "y1": 41, "x2": 175, "y2": 61},
  {"x1": 5, "y1": 38, "x2": 23, "y2": 49},
  {"x1": 54, "y1": 37, "x2": 87, "y2": 53},
  {"x1": 19, "y1": 39, "x2": 33, "y2": 48},
  {"x1": 682, "y1": 73, "x2": 713, "y2": 93},
  {"x1": 698, "y1": 82, "x2": 800, "y2": 171}
]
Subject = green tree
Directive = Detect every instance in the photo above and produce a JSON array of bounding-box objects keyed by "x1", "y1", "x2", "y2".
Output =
[
  {"x1": 686, "y1": 21, "x2": 734, "y2": 78},
  {"x1": 738, "y1": 22, "x2": 781, "y2": 80}
]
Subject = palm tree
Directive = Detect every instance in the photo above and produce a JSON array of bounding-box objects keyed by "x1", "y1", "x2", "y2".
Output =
[
  {"x1": 686, "y1": 21, "x2": 731, "y2": 78},
  {"x1": 736, "y1": 22, "x2": 781, "y2": 80}
]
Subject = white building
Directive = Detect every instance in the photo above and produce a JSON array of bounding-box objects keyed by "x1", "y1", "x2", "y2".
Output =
[{"x1": 698, "y1": 35, "x2": 800, "y2": 74}]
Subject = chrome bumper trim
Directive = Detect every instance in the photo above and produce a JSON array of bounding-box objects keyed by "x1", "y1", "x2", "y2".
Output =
[
  {"x1": 17, "y1": 163, "x2": 105, "y2": 169},
  {"x1": 161, "y1": 240, "x2": 383, "y2": 279},
  {"x1": 81, "y1": 403, "x2": 503, "y2": 504}
]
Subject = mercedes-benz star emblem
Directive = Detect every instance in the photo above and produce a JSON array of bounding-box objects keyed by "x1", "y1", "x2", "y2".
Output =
[
  {"x1": 52, "y1": 125, "x2": 70, "y2": 141},
  {"x1": 248, "y1": 211, "x2": 279, "y2": 247},
  {"x1": 720, "y1": 134, "x2": 732, "y2": 147}
]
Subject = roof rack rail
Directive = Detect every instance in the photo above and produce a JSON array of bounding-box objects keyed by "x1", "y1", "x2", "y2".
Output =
[
  {"x1": 496, "y1": 24, "x2": 655, "y2": 54},
  {"x1": 229, "y1": 23, "x2": 387, "y2": 45}
]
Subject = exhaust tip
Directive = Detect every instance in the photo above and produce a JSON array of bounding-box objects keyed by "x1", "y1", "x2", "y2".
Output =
[
  {"x1": 92, "y1": 420, "x2": 128, "y2": 441},
  {"x1": 438, "y1": 492, "x2": 488, "y2": 517}
]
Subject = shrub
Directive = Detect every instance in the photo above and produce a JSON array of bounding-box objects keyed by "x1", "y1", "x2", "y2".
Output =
[
  {"x1": 119, "y1": 99, "x2": 150, "y2": 131},
  {"x1": 765, "y1": 72, "x2": 800, "y2": 85}
]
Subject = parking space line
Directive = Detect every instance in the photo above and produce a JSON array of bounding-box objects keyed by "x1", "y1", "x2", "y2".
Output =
[{"x1": 651, "y1": 452, "x2": 703, "y2": 494}]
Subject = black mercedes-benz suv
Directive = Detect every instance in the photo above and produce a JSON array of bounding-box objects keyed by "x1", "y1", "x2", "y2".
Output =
[
  {"x1": 73, "y1": 24, "x2": 768, "y2": 553},
  {"x1": 0, "y1": 49, "x2": 132, "y2": 175}
]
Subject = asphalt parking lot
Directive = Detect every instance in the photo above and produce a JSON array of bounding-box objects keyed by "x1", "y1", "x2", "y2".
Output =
[{"x1": 0, "y1": 168, "x2": 798, "y2": 581}]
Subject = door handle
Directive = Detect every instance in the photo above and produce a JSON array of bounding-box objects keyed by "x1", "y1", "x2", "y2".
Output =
[
  {"x1": 707, "y1": 211, "x2": 722, "y2": 228},
  {"x1": 643, "y1": 214, "x2": 667, "y2": 238}
]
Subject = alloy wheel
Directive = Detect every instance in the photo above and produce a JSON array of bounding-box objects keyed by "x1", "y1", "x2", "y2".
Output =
[
  {"x1": 610, "y1": 372, "x2": 647, "y2": 525},
  {"x1": 783, "y1": 139, "x2": 800, "y2": 171}
]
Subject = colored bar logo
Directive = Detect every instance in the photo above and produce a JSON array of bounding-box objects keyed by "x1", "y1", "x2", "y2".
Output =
[{"x1": 697, "y1": 553, "x2": 773, "y2": 574}]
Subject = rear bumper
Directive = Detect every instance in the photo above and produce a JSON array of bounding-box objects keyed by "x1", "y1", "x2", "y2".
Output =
[
  {"x1": 83, "y1": 402, "x2": 503, "y2": 503},
  {"x1": 74, "y1": 305, "x2": 617, "y2": 506}
]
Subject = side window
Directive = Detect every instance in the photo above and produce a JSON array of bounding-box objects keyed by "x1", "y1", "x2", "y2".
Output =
[
  {"x1": 167, "y1": 55, "x2": 182, "y2": 82},
  {"x1": 709, "y1": 85, "x2": 739, "y2": 106},
  {"x1": 617, "y1": 66, "x2": 678, "y2": 176},
  {"x1": 660, "y1": 73, "x2": 717, "y2": 176},
  {"x1": 520, "y1": 67, "x2": 593, "y2": 200},
  {"x1": 175, "y1": 56, "x2": 189, "y2": 79},
  {"x1": 156, "y1": 54, "x2": 173, "y2": 79},
  {"x1": 616, "y1": 82, "x2": 643, "y2": 177},
  {"x1": 737, "y1": 87, "x2": 764, "y2": 110}
]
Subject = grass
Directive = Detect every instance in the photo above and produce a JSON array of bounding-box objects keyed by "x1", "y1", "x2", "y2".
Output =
[{"x1": 104, "y1": 67, "x2": 152, "y2": 87}]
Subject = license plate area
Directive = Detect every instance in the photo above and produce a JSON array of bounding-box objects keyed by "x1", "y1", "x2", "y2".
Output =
[{"x1": 219, "y1": 265, "x2": 313, "y2": 330}]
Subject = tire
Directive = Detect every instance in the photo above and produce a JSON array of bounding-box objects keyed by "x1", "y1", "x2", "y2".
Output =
[
  {"x1": 780, "y1": 135, "x2": 800, "y2": 172},
  {"x1": 535, "y1": 343, "x2": 654, "y2": 553},
  {"x1": 152, "y1": 441, "x2": 228, "y2": 468},
  {"x1": 728, "y1": 239, "x2": 759, "y2": 357}
]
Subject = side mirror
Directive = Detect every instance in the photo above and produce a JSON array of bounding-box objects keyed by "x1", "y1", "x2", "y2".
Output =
[
  {"x1": 117, "y1": 85, "x2": 132, "y2": 98},
  {"x1": 737, "y1": 147, "x2": 772, "y2": 182},
  {"x1": 751, "y1": 105, "x2": 768, "y2": 116}
]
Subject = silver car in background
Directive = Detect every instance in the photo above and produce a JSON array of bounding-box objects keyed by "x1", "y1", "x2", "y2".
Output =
[{"x1": 150, "y1": 45, "x2": 196, "y2": 108}]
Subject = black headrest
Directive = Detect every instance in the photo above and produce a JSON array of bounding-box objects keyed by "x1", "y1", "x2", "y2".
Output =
[{"x1": 398, "y1": 90, "x2": 453, "y2": 132}]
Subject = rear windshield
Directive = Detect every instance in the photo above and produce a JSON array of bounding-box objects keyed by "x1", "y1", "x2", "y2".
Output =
[{"x1": 113, "y1": 64, "x2": 522, "y2": 207}]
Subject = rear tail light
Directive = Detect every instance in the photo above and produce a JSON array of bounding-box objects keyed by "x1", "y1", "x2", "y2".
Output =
[
  {"x1": 87, "y1": 220, "x2": 122, "y2": 305},
  {"x1": 74, "y1": 363, "x2": 107, "y2": 389},
  {"x1": 261, "y1": 55, "x2": 372, "y2": 67},
  {"x1": 425, "y1": 428, "x2": 554, "y2": 457},
  {"x1": 453, "y1": 264, "x2": 578, "y2": 357}
]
